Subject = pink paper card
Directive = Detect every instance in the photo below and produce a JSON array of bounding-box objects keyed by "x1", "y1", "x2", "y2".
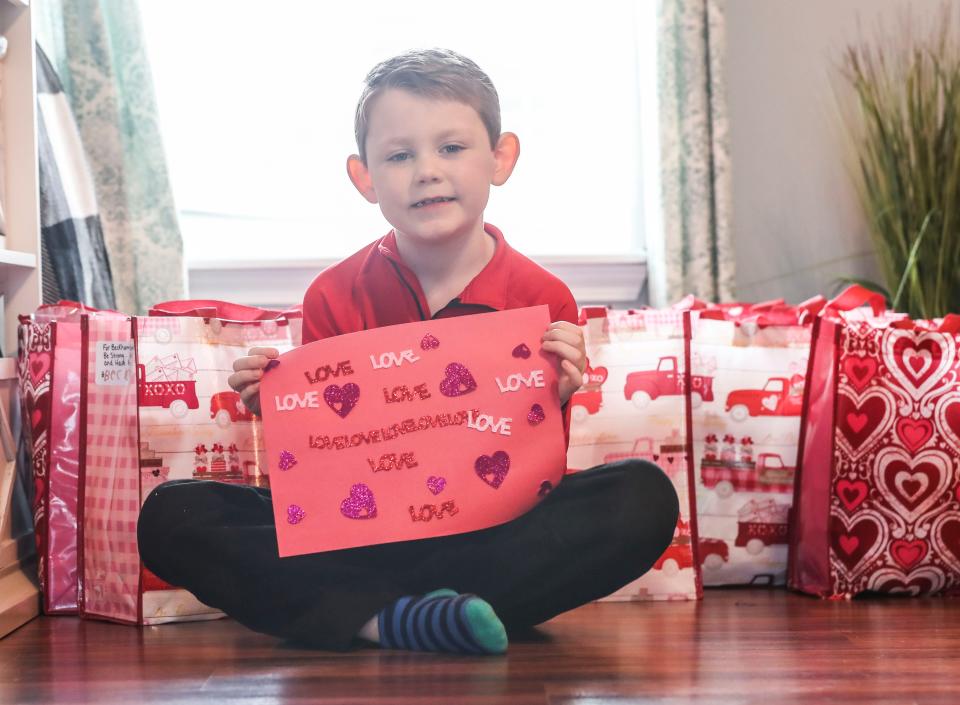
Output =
[{"x1": 261, "y1": 305, "x2": 565, "y2": 556}]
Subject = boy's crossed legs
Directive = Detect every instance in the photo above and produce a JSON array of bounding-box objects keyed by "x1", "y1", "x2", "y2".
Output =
[{"x1": 137, "y1": 460, "x2": 679, "y2": 653}]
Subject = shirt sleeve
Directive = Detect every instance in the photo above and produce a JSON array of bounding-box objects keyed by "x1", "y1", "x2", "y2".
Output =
[{"x1": 301, "y1": 280, "x2": 340, "y2": 344}]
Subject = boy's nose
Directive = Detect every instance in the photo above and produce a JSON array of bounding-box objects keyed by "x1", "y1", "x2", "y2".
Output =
[{"x1": 414, "y1": 156, "x2": 442, "y2": 183}]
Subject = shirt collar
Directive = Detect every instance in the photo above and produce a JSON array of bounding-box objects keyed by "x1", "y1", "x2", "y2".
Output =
[{"x1": 365, "y1": 223, "x2": 511, "y2": 314}]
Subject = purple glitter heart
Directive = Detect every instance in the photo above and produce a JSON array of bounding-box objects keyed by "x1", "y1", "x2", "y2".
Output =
[
  {"x1": 527, "y1": 404, "x2": 546, "y2": 425},
  {"x1": 324, "y1": 383, "x2": 360, "y2": 418},
  {"x1": 538, "y1": 481, "x2": 554, "y2": 497},
  {"x1": 278, "y1": 450, "x2": 297, "y2": 471},
  {"x1": 287, "y1": 504, "x2": 305, "y2": 524},
  {"x1": 420, "y1": 334, "x2": 440, "y2": 350},
  {"x1": 426, "y1": 475, "x2": 447, "y2": 495},
  {"x1": 439, "y1": 362, "x2": 477, "y2": 397},
  {"x1": 512, "y1": 343, "x2": 531, "y2": 359},
  {"x1": 475, "y1": 451, "x2": 510, "y2": 489},
  {"x1": 340, "y1": 483, "x2": 377, "y2": 520},
  {"x1": 264, "y1": 359, "x2": 280, "y2": 372}
]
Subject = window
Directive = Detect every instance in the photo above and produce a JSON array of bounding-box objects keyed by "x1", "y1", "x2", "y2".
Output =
[{"x1": 141, "y1": 0, "x2": 658, "y2": 303}]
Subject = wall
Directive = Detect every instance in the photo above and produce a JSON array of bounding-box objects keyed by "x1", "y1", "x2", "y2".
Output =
[{"x1": 726, "y1": 0, "x2": 946, "y2": 303}]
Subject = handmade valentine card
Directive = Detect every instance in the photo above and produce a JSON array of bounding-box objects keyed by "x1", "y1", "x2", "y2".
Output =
[{"x1": 260, "y1": 306, "x2": 565, "y2": 556}]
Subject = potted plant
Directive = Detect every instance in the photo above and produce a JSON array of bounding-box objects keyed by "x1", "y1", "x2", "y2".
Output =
[{"x1": 840, "y1": 9, "x2": 960, "y2": 318}]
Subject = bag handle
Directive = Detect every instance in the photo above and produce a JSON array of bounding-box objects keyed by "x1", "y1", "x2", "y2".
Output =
[
  {"x1": 148, "y1": 299, "x2": 302, "y2": 322},
  {"x1": 823, "y1": 285, "x2": 886, "y2": 316}
]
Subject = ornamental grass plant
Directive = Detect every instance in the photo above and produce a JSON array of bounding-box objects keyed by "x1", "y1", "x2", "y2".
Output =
[{"x1": 841, "y1": 9, "x2": 960, "y2": 318}]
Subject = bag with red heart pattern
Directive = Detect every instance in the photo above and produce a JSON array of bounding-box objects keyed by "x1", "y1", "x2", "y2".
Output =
[
  {"x1": 567, "y1": 307, "x2": 701, "y2": 601},
  {"x1": 789, "y1": 286, "x2": 960, "y2": 597},
  {"x1": 78, "y1": 303, "x2": 302, "y2": 624},
  {"x1": 17, "y1": 301, "x2": 126, "y2": 614}
]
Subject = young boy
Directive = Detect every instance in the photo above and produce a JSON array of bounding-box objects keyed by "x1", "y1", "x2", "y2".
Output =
[{"x1": 138, "y1": 49, "x2": 678, "y2": 656}]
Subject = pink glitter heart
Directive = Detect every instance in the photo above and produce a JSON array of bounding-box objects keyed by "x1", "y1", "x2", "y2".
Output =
[
  {"x1": 426, "y1": 475, "x2": 447, "y2": 495},
  {"x1": 512, "y1": 343, "x2": 531, "y2": 359},
  {"x1": 538, "y1": 481, "x2": 553, "y2": 497},
  {"x1": 324, "y1": 383, "x2": 360, "y2": 418},
  {"x1": 340, "y1": 483, "x2": 377, "y2": 520},
  {"x1": 287, "y1": 504, "x2": 305, "y2": 524},
  {"x1": 527, "y1": 404, "x2": 546, "y2": 425},
  {"x1": 278, "y1": 450, "x2": 297, "y2": 471},
  {"x1": 475, "y1": 451, "x2": 510, "y2": 489},
  {"x1": 420, "y1": 334, "x2": 440, "y2": 350},
  {"x1": 439, "y1": 362, "x2": 477, "y2": 397}
]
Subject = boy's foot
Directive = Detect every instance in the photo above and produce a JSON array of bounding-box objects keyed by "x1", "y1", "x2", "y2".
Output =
[{"x1": 377, "y1": 589, "x2": 508, "y2": 655}]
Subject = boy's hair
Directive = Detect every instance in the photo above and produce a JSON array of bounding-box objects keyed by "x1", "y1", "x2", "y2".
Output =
[{"x1": 354, "y1": 48, "x2": 501, "y2": 164}]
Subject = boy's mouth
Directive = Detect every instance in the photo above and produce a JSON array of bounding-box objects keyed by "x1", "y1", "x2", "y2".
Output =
[{"x1": 411, "y1": 196, "x2": 456, "y2": 208}]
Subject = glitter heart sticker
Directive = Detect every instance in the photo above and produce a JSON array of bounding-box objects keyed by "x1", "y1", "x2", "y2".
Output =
[
  {"x1": 475, "y1": 451, "x2": 510, "y2": 489},
  {"x1": 264, "y1": 359, "x2": 280, "y2": 372},
  {"x1": 538, "y1": 481, "x2": 554, "y2": 497},
  {"x1": 421, "y1": 334, "x2": 440, "y2": 350},
  {"x1": 439, "y1": 362, "x2": 477, "y2": 397},
  {"x1": 512, "y1": 343, "x2": 531, "y2": 359},
  {"x1": 287, "y1": 504, "x2": 305, "y2": 524},
  {"x1": 426, "y1": 475, "x2": 447, "y2": 495},
  {"x1": 527, "y1": 404, "x2": 546, "y2": 425},
  {"x1": 324, "y1": 383, "x2": 360, "y2": 418},
  {"x1": 340, "y1": 483, "x2": 377, "y2": 520},
  {"x1": 278, "y1": 450, "x2": 297, "y2": 471}
]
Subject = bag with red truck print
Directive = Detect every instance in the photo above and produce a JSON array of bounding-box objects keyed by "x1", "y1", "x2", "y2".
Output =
[
  {"x1": 567, "y1": 307, "x2": 702, "y2": 601},
  {"x1": 78, "y1": 302, "x2": 302, "y2": 624},
  {"x1": 684, "y1": 299, "x2": 819, "y2": 586}
]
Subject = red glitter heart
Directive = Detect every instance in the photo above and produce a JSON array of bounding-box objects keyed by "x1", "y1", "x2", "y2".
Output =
[
  {"x1": 340, "y1": 483, "x2": 377, "y2": 519},
  {"x1": 527, "y1": 404, "x2": 546, "y2": 425},
  {"x1": 439, "y1": 362, "x2": 477, "y2": 397},
  {"x1": 426, "y1": 475, "x2": 446, "y2": 495},
  {"x1": 420, "y1": 334, "x2": 440, "y2": 350},
  {"x1": 287, "y1": 504, "x2": 305, "y2": 525},
  {"x1": 278, "y1": 450, "x2": 297, "y2": 471},
  {"x1": 512, "y1": 343, "x2": 531, "y2": 359},
  {"x1": 475, "y1": 451, "x2": 510, "y2": 488},
  {"x1": 324, "y1": 383, "x2": 360, "y2": 418}
]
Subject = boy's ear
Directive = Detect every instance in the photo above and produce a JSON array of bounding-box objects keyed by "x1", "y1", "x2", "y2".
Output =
[
  {"x1": 347, "y1": 155, "x2": 378, "y2": 203},
  {"x1": 491, "y1": 132, "x2": 520, "y2": 186}
]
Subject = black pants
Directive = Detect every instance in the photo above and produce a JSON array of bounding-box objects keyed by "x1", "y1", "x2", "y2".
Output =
[{"x1": 137, "y1": 460, "x2": 679, "y2": 650}]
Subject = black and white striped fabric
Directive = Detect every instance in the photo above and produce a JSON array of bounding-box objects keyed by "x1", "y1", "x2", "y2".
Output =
[{"x1": 36, "y1": 44, "x2": 116, "y2": 309}]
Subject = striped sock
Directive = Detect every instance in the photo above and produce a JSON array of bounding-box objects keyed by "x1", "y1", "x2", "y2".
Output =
[{"x1": 377, "y1": 590, "x2": 508, "y2": 655}]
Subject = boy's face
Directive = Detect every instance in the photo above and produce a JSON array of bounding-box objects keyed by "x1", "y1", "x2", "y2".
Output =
[{"x1": 348, "y1": 89, "x2": 517, "y2": 248}]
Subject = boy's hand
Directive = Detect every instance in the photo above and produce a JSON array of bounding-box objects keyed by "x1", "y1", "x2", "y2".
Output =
[
  {"x1": 228, "y1": 347, "x2": 279, "y2": 417},
  {"x1": 540, "y1": 322, "x2": 586, "y2": 406}
]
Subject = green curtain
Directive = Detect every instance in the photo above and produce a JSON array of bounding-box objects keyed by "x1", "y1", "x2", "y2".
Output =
[
  {"x1": 656, "y1": 0, "x2": 734, "y2": 304},
  {"x1": 35, "y1": 0, "x2": 184, "y2": 314}
]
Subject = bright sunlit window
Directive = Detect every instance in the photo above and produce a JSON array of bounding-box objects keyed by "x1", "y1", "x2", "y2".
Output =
[{"x1": 141, "y1": 0, "x2": 659, "y2": 265}]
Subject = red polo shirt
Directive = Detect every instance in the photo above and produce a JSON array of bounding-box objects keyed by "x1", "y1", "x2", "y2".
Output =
[{"x1": 301, "y1": 223, "x2": 577, "y2": 342}]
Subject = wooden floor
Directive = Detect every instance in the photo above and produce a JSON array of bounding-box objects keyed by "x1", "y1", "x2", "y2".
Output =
[{"x1": 1, "y1": 588, "x2": 957, "y2": 704}]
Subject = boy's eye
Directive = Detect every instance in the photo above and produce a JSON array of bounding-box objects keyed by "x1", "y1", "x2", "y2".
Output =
[
  {"x1": 387, "y1": 152, "x2": 411, "y2": 162},
  {"x1": 441, "y1": 144, "x2": 464, "y2": 154}
]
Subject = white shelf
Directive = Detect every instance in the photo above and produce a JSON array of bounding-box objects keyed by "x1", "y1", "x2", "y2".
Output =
[
  {"x1": 0, "y1": 0, "x2": 40, "y2": 639},
  {"x1": 0, "y1": 249, "x2": 36, "y2": 269}
]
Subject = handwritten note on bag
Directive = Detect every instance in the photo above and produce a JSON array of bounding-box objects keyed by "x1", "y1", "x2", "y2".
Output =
[{"x1": 261, "y1": 306, "x2": 566, "y2": 556}]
